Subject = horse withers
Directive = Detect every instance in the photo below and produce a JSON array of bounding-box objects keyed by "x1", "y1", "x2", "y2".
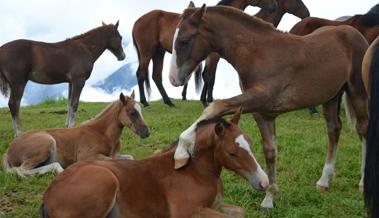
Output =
[
  {"x1": 40, "y1": 109, "x2": 268, "y2": 218},
  {"x1": 3, "y1": 92, "x2": 149, "y2": 177},
  {"x1": 170, "y1": 4, "x2": 368, "y2": 209},
  {"x1": 0, "y1": 21, "x2": 125, "y2": 136}
]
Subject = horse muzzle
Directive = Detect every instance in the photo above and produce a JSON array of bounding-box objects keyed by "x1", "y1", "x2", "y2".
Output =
[
  {"x1": 117, "y1": 50, "x2": 126, "y2": 61},
  {"x1": 138, "y1": 126, "x2": 150, "y2": 139},
  {"x1": 241, "y1": 168, "x2": 269, "y2": 191}
]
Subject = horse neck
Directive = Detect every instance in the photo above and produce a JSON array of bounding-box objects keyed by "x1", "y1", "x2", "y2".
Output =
[
  {"x1": 204, "y1": 9, "x2": 279, "y2": 72},
  {"x1": 75, "y1": 28, "x2": 108, "y2": 62},
  {"x1": 85, "y1": 102, "x2": 124, "y2": 144},
  {"x1": 225, "y1": 0, "x2": 249, "y2": 10},
  {"x1": 255, "y1": 8, "x2": 285, "y2": 27}
]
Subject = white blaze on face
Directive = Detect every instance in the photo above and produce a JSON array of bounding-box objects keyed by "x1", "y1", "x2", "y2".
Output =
[
  {"x1": 169, "y1": 28, "x2": 180, "y2": 86},
  {"x1": 134, "y1": 102, "x2": 145, "y2": 121},
  {"x1": 235, "y1": 134, "x2": 269, "y2": 188}
]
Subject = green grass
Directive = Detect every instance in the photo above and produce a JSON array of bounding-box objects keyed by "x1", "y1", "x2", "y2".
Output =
[{"x1": 0, "y1": 99, "x2": 365, "y2": 217}]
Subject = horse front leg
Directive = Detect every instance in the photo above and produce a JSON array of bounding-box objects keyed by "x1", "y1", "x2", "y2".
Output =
[
  {"x1": 254, "y1": 113, "x2": 278, "y2": 210},
  {"x1": 8, "y1": 82, "x2": 26, "y2": 136},
  {"x1": 66, "y1": 80, "x2": 85, "y2": 127},
  {"x1": 65, "y1": 83, "x2": 72, "y2": 126},
  {"x1": 174, "y1": 91, "x2": 270, "y2": 169}
]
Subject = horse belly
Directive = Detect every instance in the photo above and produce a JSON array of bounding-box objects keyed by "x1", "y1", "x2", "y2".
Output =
[{"x1": 29, "y1": 70, "x2": 69, "y2": 84}]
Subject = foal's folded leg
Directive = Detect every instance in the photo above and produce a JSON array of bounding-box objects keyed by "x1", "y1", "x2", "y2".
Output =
[
  {"x1": 219, "y1": 203, "x2": 245, "y2": 218},
  {"x1": 191, "y1": 207, "x2": 229, "y2": 218},
  {"x1": 20, "y1": 162, "x2": 64, "y2": 176}
]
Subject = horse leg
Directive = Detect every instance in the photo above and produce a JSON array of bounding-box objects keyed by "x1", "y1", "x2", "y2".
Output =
[
  {"x1": 152, "y1": 50, "x2": 174, "y2": 107},
  {"x1": 309, "y1": 107, "x2": 319, "y2": 118},
  {"x1": 253, "y1": 113, "x2": 277, "y2": 210},
  {"x1": 205, "y1": 54, "x2": 220, "y2": 104},
  {"x1": 67, "y1": 80, "x2": 85, "y2": 127},
  {"x1": 182, "y1": 84, "x2": 188, "y2": 101},
  {"x1": 200, "y1": 66, "x2": 209, "y2": 106},
  {"x1": 20, "y1": 162, "x2": 64, "y2": 176},
  {"x1": 115, "y1": 154, "x2": 134, "y2": 160},
  {"x1": 8, "y1": 82, "x2": 26, "y2": 136},
  {"x1": 65, "y1": 83, "x2": 72, "y2": 126},
  {"x1": 136, "y1": 57, "x2": 150, "y2": 107},
  {"x1": 316, "y1": 93, "x2": 342, "y2": 191}
]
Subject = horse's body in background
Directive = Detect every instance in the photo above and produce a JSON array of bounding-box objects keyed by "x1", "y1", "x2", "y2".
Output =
[
  {"x1": 200, "y1": 0, "x2": 310, "y2": 106},
  {"x1": 41, "y1": 110, "x2": 268, "y2": 218},
  {"x1": 362, "y1": 36, "x2": 379, "y2": 218},
  {"x1": 169, "y1": 5, "x2": 368, "y2": 209},
  {"x1": 3, "y1": 93, "x2": 149, "y2": 177},
  {"x1": 0, "y1": 22, "x2": 125, "y2": 135},
  {"x1": 132, "y1": 0, "x2": 277, "y2": 107}
]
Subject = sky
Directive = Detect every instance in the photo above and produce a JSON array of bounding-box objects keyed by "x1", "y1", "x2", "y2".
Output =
[{"x1": 0, "y1": 0, "x2": 377, "y2": 107}]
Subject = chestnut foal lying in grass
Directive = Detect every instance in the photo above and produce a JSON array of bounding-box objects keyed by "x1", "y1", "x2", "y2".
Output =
[
  {"x1": 3, "y1": 92, "x2": 149, "y2": 177},
  {"x1": 40, "y1": 109, "x2": 268, "y2": 218}
]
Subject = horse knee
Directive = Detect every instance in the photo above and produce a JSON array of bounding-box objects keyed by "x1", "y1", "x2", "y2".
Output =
[{"x1": 263, "y1": 145, "x2": 276, "y2": 163}]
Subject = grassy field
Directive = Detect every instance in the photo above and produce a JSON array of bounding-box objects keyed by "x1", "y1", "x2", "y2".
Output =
[{"x1": 0, "y1": 99, "x2": 366, "y2": 218}]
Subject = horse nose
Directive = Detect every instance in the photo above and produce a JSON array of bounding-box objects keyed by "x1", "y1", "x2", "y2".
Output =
[
  {"x1": 140, "y1": 127, "x2": 150, "y2": 139},
  {"x1": 118, "y1": 51, "x2": 126, "y2": 61},
  {"x1": 170, "y1": 75, "x2": 180, "y2": 87}
]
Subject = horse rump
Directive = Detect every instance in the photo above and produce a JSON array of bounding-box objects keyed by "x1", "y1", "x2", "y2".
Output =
[{"x1": 364, "y1": 39, "x2": 379, "y2": 218}]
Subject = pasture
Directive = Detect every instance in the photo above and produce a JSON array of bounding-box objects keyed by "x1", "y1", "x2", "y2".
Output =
[{"x1": 0, "y1": 99, "x2": 364, "y2": 218}]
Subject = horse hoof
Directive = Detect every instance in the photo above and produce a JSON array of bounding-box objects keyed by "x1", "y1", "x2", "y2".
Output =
[
  {"x1": 260, "y1": 206, "x2": 273, "y2": 211},
  {"x1": 182, "y1": 98, "x2": 187, "y2": 101},
  {"x1": 316, "y1": 184, "x2": 329, "y2": 192},
  {"x1": 167, "y1": 103, "x2": 175, "y2": 107},
  {"x1": 359, "y1": 185, "x2": 364, "y2": 193},
  {"x1": 142, "y1": 102, "x2": 150, "y2": 107}
]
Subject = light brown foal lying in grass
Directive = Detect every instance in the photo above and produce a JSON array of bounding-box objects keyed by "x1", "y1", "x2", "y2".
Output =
[
  {"x1": 40, "y1": 109, "x2": 268, "y2": 218},
  {"x1": 3, "y1": 92, "x2": 149, "y2": 177}
]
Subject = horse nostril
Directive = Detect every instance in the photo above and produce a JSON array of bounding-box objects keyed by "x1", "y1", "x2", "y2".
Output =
[{"x1": 140, "y1": 128, "x2": 150, "y2": 139}]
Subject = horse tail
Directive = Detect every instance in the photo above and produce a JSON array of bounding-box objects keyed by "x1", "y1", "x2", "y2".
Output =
[
  {"x1": 364, "y1": 39, "x2": 379, "y2": 218},
  {"x1": 132, "y1": 30, "x2": 151, "y2": 98},
  {"x1": 194, "y1": 62, "x2": 203, "y2": 94},
  {"x1": 0, "y1": 68, "x2": 10, "y2": 97},
  {"x1": 343, "y1": 93, "x2": 357, "y2": 131},
  {"x1": 2, "y1": 153, "x2": 12, "y2": 172},
  {"x1": 39, "y1": 203, "x2": 49, "y2": 218}
]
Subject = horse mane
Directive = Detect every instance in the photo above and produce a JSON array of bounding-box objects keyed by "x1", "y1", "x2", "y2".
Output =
[
  {"x1": 83, "y1": 100, "x2": 121, "y2": 124},
  {"x1": 217, "y1": 0, "x2": 233, "y2": 6},
  {"x1": 361, "y1": 13, "x2": 379, "y2": 27},
  {"x1": 64, "y1": 25, "x2": 111, "y2": 42},
  {"x1": 368, "y1": 3, "x2": 379, "y2": 15},
  {"x1": 182, "y1": 6, "x2": 279, "y2": 33},
  {"x1": 196, "y1": 117, "x2": 231, "y2": 130}
]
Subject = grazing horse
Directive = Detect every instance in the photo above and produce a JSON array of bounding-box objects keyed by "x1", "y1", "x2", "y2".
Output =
[
  {"x1": 363, "y1": 36, "x2": 379, "y2": 218},
  {"x1": 169, "y1": 5, "x2": 368, "y2": 209},
  {"x1": 40, "y1": 110, "x2": 269, "y2": 218},
  {"x1": 200, "y1": 0, "x2": 310, "y2": 106},
  {"x1": 0, "y1": 21, "x2": 125, "y2": 136},
  {"x1": 132, "y1": 0, "x2": 277, "y2": 107},
  {"x1": 2, "y1": 92, "x2": 149, "y2": 177}
]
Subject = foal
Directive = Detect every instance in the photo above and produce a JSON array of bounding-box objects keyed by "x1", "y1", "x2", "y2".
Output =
[
  {"x1": 40, "y1": 110, "x2": 268, "y2": 218},
  {"x1": 0, "y1": 21, "x2": 125, "y2": 135},
  {"x1": 3, "y1": 92, "x2": 149, "y2": 177}
]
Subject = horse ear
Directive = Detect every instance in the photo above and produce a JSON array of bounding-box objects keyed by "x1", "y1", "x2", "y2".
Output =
[
  {"x1": 191, "y1": 4, "x2": 207, "y2": 23},
  {"x1": 120, "y1": 93, "x2": 127, "y2": 104},
  {"x1": 130, "y1": 90, "x2": 135, "y2": 100},
  {"x1": 214, "y1": 122, "x2": 225, "y2": 137},
  {"x1": 102, "y1": 21, "x2": 107, "y2": 26},
  {"x1": 115, "y1": 20, "x2": 119, "y2": 29},
  {"x1": 231, "y1": 107, "x2": 242, "y2": 125},
  {"x1": 187, "y1": 1, "x2": 195, "y2": 8}
]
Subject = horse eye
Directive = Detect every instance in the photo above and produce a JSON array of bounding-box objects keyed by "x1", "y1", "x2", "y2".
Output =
[
  {"x1": 180, "y1": 38, "x2": 190, "y2": 45},
  {"x1": 227, "y1": 152, "x2": 238, "y2": 158}
]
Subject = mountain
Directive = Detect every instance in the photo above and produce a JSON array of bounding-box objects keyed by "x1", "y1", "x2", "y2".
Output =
[
  {"x1": 22, "y1": 82, "x2": 67, "y2": 105},
  {"x1": 94, "y1": 62, "x2": 137, "y2": 94}
]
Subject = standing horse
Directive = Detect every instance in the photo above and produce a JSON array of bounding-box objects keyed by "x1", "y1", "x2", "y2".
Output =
[
  {"x1": 362, "y1": 36, "x2": 379, "y2": 218},
  {"x1": 169, "y1": 5, "x2": 368, "y2": 209},
  {"x1": 0, "y1": 21, "x2": 125, "y2": 135},
  {"x1": 40, "y1": 110, "x2": 268, "y2": 218},
  {"x1": 3, "y1": 92, "x2": 149, "y2": 177},
  {"x1": 132, "y1": 0, "x2": 277, "y2": 107},
  {"x1": 200, "y1": 0, "x2": 310, "y2": 106}
]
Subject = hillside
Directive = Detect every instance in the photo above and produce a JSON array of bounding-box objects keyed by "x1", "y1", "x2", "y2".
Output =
[{"x1": 0, "y1": 100, "x2": 364, "y2": 218}]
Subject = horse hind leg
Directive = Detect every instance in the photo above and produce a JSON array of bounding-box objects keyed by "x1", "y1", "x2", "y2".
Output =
[
  {"x1": 66, "y1": 80, "x2": 85, "y2": 127},
  {"x1": 316, "y1": 92, "x2": 343, "y2": 191},
  {"x1": 8, "y1": 82, "x2": 26, "y2": 136},
  {"x1": 136, "y1": 57, "x2": 151, "y2": 107}
]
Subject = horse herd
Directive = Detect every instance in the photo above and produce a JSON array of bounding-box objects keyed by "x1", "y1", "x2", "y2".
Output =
[{"x1": 1, "y1": 0, "x2": 379, "y2": 217}]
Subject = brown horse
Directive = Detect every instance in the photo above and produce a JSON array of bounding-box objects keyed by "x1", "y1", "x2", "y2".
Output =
[
  {"x1": 40, "y1": 110, "x2": 268, "y2": 218},
  {"x1": 169, "y1": 5, "x2": 369, "y2": 209},
  {"x1": 132, "y1": 0, "x2": 277, "y2": 107},
  {"x1": 0, "y1": 21, "x2": 125, "y2": 136},
  {"x1": 200, "y1": 0, "x2": 310, "y2": 106},
  {"x1": 3, "y1": 92, "x2": 149, "y2": 177},
  {"x1": 362, "y1": 36, "x2": 379, "y2": 218}
]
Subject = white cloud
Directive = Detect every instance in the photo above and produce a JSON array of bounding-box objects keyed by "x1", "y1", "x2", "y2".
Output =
[{"x1": 0, "y1": 0, "x2": 377, "y2": 108}]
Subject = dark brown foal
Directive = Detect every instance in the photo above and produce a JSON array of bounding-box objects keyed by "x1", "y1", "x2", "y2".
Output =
[{"x1": 0, "y1": 21, "x2": 125, "y2": 135}]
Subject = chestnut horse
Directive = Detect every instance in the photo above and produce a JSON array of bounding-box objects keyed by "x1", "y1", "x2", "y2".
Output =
[
  {"x1": 0, "y1": 21, "x2": 125, "y2": 136},
  {"x1": 169, "y1": 5, "x2": 368, "y2": 209},
  {"x1": 132, "y1": 0, "x2": 277, "y2": 107},
  {"x1": 40, "y1": 110, "x2": 268, "y2": 218},
  {"x1": 3, "y1": 92, "x2": 149, "y2": 177},
  {"x1": 200, "y1": 0, "x2": 310, "y2": 106},
  {"x1": 362, "y1": 36, "x2": 379, "y2": 218}
]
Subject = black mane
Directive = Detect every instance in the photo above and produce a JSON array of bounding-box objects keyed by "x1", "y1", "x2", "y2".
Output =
[
  {"x1": 217, "y1": 0, "x2": 233, "y2": 6},
  {"x1": 196, "y1": 117, "x2": 231, "y2": 130},
  {"x1": 361, "y1": 13, "x2": 379, "y2": 27},
  {"x1": 368, "y1": 3, "x2": 379, "y2": 15}
]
